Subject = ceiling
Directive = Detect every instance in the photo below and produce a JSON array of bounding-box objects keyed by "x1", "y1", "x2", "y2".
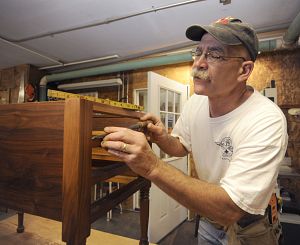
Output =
[{"x1": 0, "y1": 0, "x2": 300, "y2": 73}]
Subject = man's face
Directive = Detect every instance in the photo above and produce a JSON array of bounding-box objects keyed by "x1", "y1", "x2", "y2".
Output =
[{"x1": 191, "y1": 33, "x2": 245, "y2": 98}]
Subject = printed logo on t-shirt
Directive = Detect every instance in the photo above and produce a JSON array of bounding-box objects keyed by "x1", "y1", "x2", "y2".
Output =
[{"x1": 215, "y1": 137, "x2": 233, "y2": 161}]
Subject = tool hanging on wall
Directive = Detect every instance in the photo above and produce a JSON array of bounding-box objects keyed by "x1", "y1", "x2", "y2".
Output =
[{"x1": 47, "y1": 89, "x2": 143, "y2": 111}]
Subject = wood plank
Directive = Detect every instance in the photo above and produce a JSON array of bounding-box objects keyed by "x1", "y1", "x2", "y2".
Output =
[
  {"x1": 105, "y1": 175, "x2": 137, "y2": 184},
  {"x1": 0, "y1": 101, "x2": 65, "y2": 220},
  {"x1": 93, "y1": 102, "x2": 144, "y2": 118},
  {"x1": 62, "y1": 98, "x2": 92, "y2": 244},
  {"x1": 92, "y1": 147, "x2": 121, "y2": 162},
  {"x1": 92, "y1": 130, "x2": 105, "y2": 136},
  {"x1": 92, "y1": 116, "x2": 141, "y2": 131},
  {"x1": 90, "y1": 177, "x2": 148, "y2": 223}
]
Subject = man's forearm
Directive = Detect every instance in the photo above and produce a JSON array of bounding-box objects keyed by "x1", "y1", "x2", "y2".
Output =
[
  {"x1": 156, "y1": 134, "x2": 188, "y2": 157},
  {"x1": 147, "y1": 160, "x2": 245, "y2": 226}
]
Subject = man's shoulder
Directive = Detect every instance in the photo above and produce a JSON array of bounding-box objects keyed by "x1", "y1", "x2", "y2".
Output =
[
  {"x1": 240, "y1": 90, "x2": 287, "y2": 134},
  {"x1": 246, "y1": 90, "x2": 284, "y2": 118}
]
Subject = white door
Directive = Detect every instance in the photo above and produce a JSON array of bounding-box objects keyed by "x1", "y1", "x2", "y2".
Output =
[{"x1": 147, "y1": 71, "x2": 188, "y2": 243}]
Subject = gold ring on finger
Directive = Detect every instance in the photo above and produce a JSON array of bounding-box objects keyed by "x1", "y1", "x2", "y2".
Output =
[{"x1": 122, "y1": 143, "x2": 127, "y2": 152}]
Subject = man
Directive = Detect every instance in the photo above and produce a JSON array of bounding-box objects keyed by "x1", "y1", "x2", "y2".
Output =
[{"x1": 101, "y1": 17, "x2": 288, "y2": 244}]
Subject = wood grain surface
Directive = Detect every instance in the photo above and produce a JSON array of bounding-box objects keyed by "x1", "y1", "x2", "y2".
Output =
[
  {"x1": 62, "y1": 98, "x2": 92, "y2": 244},
  {"x1": 0, "y1": 101, "x2": 64, "y2": 220}
]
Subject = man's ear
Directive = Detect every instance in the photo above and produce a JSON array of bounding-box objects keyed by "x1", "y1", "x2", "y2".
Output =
[{"x1": 237, "y1": 61, "x2": 254, "y2": 82}]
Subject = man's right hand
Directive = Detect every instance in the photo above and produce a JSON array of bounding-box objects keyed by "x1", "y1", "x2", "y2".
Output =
[
  {"x1": 140, "y1": 113, "x2": 168, "y2": 145},
  {"x1": 141, "y1": 113, "x2": 188, "y2": 157}
]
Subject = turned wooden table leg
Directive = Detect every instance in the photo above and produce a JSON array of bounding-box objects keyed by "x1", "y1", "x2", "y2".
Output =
[
  {"x1": 139, "y1": 181, "x2": 151, "y2": 245},
  {"x1": 194, "y1": 214, "x2": 200, "y2": 237},
  {"x1": 17, "y1": 212, "x2": 25, "y2": 233}
]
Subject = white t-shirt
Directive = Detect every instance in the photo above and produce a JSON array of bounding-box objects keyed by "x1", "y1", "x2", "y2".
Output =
[{"x1": 171, "y1": 89, "x2": 288, "y2": 215}]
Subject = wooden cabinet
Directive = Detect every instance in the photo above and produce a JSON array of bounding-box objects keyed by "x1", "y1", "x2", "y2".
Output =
[{"x1": 0, "y1": 98, "x2": 150, "y2": 245}]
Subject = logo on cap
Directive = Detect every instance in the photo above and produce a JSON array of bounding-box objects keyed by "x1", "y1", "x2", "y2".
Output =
[{"x1": 215, "y1": 16, "x2": 241, "y2": 25}]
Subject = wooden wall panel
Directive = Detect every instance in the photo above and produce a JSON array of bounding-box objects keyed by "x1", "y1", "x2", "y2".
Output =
[
  {"x1": 282, "y1": 109, "x2": 300, "y2": 171},
  {"x1": 0, "y1": 64, "x2": 44, "y2": 104},
  {"x1": 248, "y1": 48, "x2": 300, "y2": 106},
  {"x1": 0, "y1": 67, "x2": 16, "y2": 89},
  {"x1": 10, "y1": 65, "x2": 28, "y2": 104},
  {"x1": 147, "y1": 62, "x2": 193, "y2": 86},
  {"x1": 130, "y1": 62, "x2": 193, "y2": 96},
  {"x1": 0, "y1": 90, "x2": 9, "y2": 104}
]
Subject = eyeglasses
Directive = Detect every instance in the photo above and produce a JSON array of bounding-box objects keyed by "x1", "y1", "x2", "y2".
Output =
[{"x1": 191, "y1": 48, "x2": 246, "y2": 63}]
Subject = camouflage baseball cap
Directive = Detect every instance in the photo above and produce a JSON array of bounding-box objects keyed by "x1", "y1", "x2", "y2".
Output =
[{"x1": 186, "y1": 17, "x2": 259, "y2": 61}]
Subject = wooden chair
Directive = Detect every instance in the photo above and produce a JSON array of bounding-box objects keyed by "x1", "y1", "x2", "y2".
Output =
[
  {"x1": 93, "y1": 176, "x2": 138, "y2": 220},
  {"x1": 104, "y1": 175, "x2": 138, "y2": 221}
]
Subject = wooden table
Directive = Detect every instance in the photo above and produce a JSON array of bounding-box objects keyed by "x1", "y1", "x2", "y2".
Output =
[{"x1": 0, "y1": 98, "x2": 150, "y2": 245}]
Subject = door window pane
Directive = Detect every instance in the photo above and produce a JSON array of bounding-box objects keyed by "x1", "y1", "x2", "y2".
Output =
[
  {"x1": 167, "y1": 113, "x2": 174, "y2": 132},
  {"x1": 175, "y1": 93, "x2": 180, "y2": 113},
  {"x1": 160, "y1": 88, "x2": 166, "y2": 111},
  {"x1": 160, "y1": 112, "x2": 166, "y2": 127},
  {"x1": 159, "y1": 87, "x2": 183, "y2": 160},
  {"x1": 168, "y1": 91, "x2": 174, "y2": 112},
  {"x1": 175, "y1": 114, "x2": 180, "y2": 124}
]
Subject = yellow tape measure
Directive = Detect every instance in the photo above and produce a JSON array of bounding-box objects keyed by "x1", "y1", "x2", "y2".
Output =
[{"x1": 47, "y1": 89, "x2": 144, "y2": 111}]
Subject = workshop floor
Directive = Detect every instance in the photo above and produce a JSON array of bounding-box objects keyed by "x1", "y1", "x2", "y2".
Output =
[
  {"x1": 1, "y1": 209, "x2": 297, "y2": 245},
  {"x1": 0, "y1": 209, "x2": 197, "y2": 245},
  {"x1": 0, "y1": 209, "x2": 157, "y2": 245},
  {"x1": 92, "y1": 208, "x2": 198, "y2": 245}
]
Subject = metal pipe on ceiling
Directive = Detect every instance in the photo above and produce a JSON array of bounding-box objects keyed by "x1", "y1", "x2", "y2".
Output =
[
  {"x1": 6, "y1": 0, "x2": 205, "y2": 43},
  {"x1": 282, "y1": 11, "x2": 300, "y2": 48},
  {"x1": 39, "y1": 52, "x2": 193, "y2": 101},
  {"x1": 38, "y1": 55, "x2": 120, "y2": 70},
  {"x1": 0, "y1": 35, "x2": 119, "y2": 68},
  {"x1": 0, "y1": 36, "x2": 63, "y2": 66}
]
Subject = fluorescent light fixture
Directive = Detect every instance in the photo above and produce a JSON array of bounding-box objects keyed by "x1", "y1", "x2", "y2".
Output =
[{"x1": 57, "y1": 78, "x2": 122, "y2": 90}]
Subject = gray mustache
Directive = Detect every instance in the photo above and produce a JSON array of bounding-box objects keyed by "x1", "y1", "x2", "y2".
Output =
[{"x1": 191, "y1": 68, "x2": 209, "y2": 80}]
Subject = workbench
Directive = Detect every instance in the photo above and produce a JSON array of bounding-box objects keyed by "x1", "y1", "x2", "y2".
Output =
[{"x1": 0, "y1": 98, "x2": 150, "y2": 245}]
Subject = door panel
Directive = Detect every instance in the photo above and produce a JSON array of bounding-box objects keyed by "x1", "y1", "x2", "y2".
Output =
[{"x1": 147, "y1": 71, "x2": 188, "y2": 243}]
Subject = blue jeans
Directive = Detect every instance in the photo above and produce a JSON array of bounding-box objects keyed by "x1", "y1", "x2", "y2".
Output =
[{"x1": 198, "y1": 219, "x2": 228, "y2": 245}]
